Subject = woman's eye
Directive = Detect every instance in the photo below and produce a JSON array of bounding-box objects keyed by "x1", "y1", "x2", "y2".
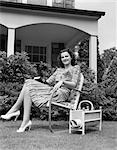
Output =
[{"x1": 61, "y1": 56, "x2": 68, "y2": 59}]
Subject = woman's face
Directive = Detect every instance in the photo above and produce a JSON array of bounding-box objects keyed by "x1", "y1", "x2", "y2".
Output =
[{"x1": 61, "y1": 51, "x2": 72, "y2": 66}]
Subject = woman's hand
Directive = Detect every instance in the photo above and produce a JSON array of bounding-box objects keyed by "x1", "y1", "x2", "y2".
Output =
[{"x1": 51, "y1": 80, "x2": 63, "y2": 94}]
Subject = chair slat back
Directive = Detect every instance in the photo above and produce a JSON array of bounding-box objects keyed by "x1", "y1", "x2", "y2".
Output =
[{"x1": 72, "y1": 73, "x2": 84, "y2": 110}]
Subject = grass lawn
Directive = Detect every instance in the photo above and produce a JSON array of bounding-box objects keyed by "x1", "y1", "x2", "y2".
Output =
[{"x1": 0, "y1": 119, "x2": 116, "y2": 150}]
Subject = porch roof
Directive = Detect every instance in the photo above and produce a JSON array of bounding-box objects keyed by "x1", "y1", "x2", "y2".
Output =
[{"x1": 0, "y1": 1, "x2": 105, "y2": 19}]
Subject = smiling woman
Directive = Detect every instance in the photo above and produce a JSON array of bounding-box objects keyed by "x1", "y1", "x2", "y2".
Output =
[{"x1": 1, "y1": 48, "x2": 81, "y2": 133}]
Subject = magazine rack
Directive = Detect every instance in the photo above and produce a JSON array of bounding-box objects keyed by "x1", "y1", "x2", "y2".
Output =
[{"x1": 69, "y1": 100, "x2": 102, "y2": 135}]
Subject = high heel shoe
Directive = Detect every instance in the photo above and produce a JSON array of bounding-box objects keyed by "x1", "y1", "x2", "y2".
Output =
[
  {"x1": 1, "y1": 110, "x2": 20, "y2": 121},
  {"x1": 16, "y1": 120, "x2": 32, "y2": 133}
]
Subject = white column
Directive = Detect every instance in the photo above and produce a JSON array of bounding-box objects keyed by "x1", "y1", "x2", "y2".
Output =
[
  {"x1": 74, "y1": 0, "x2": 77, "y2": 9},
  {"x1": 47, "y1": 0, "x2": 53, "y2": 6},
  {"x1": 22, "y1": 0, "x2": 27, "y2": 3},
  {"x1": 7, "y1": 28, "x2": 15, "y2": 57},
  {"x1": 116, "y1": 2, "x2": 117, "y2": 49},
  {"x1": 89, "y1": 35, "x2": 97, "y2": 81}
]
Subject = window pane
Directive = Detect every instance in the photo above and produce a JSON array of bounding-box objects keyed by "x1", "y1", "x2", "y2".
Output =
[
  {"x1": 25, "y1": 45, "x2": 46, "y2": 64},
  {"x1": 28, "y1": 54, "x2": 31, "y2": 62},
  {"x1": 25, "y1": 46, "x2": 32, "y2": 54},
  {"x1": 43, "y1": 56, "x2": 46, "y2": 62},
  {"x1": 43, "y1": 48, "x2": 46, "y2": 54},
  {"x1": 27, "y1": 0, "x2": 47, "y2": 5},
  {"x1": 33, "y1": 46, "x2": 39, "y2": 54},
  {"x1": 40, "y1": 55, "x2": 43, "y2": 61},
  {"x1": 53, "y1": 0, "x2": 64, "y2": 7},
  {"x1": 54, "y1": 0, "x2": 63, "y2": 3},
  {"x1": 40, "y1": 47, "x2": 44, "y2": 54},
  {"x1": 33, "y1": 55, "x2": 39, "y2": 62}
]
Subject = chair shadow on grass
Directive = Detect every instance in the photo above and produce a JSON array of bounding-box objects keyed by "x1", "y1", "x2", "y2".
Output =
[
  {"x1": 70, "y1": 127, "x2": 99, "y2": 135},
  {"x1": 32, "y1": 121, "x2": 69, "y2": 132},
  {"x1": 1, "y1": 119, "x2": 101, "y2": 135}
]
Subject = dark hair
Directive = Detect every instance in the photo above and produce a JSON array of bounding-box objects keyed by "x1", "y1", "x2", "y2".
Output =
[{"x1": 57, "y1": 48, "x2": 76, "y2": 68}]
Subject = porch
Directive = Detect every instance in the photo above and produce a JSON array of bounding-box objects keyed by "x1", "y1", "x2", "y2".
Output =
[{"x1": 0, "y1": 0, "x2": 105, "y2": 78}]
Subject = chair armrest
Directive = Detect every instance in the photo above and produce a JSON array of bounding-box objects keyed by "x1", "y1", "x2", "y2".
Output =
[
  {"x1": 34, "y1": 76, "x2": 41, "y2": 80},
  {"x1": 72, "y1": 88, "x2": 87, "y2": 94}
]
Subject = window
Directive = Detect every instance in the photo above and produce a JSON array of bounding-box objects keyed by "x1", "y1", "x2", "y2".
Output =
[
  {"x1": 25, "y1": 45, "x2": 46, "y2": 64},
  {"x1": 53, "y1": 0, "x2": 64, "y2": 7},
  {"x1": 0, "y1": 34, "x2": 7, "y2": 52},
  {"x1": 1, "y1": 0, "x2": 22, "y2": 2},
  {"x1": 15, "y1": 40, "x2": 21, "y2": 52},
  {"x1": 27, "y1": 0, "x2": 47, "y2": 5},
  {"x1": 51, "y1": 43, "x2": 64, "y2": 67},
  {"x1": 1, "y1": 0, "x2": 47, "y2": 5},
  {"x1": 52, "y1": 0, "x2": 74, "y2": 8},
  {"x1": 65, "y1": 0, "x2": 74, "y2": 8}
]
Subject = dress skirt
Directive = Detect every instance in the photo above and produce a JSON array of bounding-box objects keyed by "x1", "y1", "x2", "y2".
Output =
[{"x1": 25, "y1": 79, "x2": 70, "y2": 107}]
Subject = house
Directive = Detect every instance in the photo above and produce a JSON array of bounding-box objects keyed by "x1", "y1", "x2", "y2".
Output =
[{"x1": 0, "y1": 0, "x2": 105, "y2": 79}]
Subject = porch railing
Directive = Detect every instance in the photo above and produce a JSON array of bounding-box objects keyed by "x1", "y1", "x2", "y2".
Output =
[{"x1": 0, "y1": 0, "x2": 75, "y2": 8}]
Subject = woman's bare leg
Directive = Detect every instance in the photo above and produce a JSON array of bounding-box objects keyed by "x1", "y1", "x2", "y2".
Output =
[
  {"x1": 18, "y1": 86, "x2": 32, "y2": 128},
  {"x1": 6, "y1": 83, "x2": 27, "y2": 114}
]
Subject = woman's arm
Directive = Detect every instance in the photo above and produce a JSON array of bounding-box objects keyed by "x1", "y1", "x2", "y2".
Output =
[
  {"x1": 51, "y1": 80, "x2": 76, "y2": 94},
  {"x1": 62, "y1": 80, "x2": 76, "y2": 89},
  {"x1": 63, "y1": 65, "x2": 81, "y2": 89},
  {"x1": 46, "y1": 69, "x2": 58, "y2": 85}
]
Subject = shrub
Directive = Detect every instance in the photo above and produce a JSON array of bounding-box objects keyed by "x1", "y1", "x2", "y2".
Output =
[
  {"x1": 0, "y1": 51, "x2": 38, "y2": 83},
  {"x1": 0, "y1": 51, "x2": 38, "y2": 116},
  {"x1": 37, "y1": 61, "x2": 55, "y2": 80}
]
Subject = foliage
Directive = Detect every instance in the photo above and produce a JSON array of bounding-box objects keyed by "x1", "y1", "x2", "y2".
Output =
[
  {"x1": 101, "y1": 47, "x2": 117, "y2": 69},
  {"x1": 0, "y1": 82, "x2": 23, "y2": 117},
  {"x1": 37, "y1": 61, "x2": 55, "y2": 80},
  {"x1": 0, "y1": 51, "x2": 38, "y2": 83},
  {"x1": 0, "y1": 51, "x2": 38, "y2": 116},
  {"x1": 88, "y1": 47, "x2": 117, "y2": 120},
  {"x1": 78, "y1": 38, "x2": 89, "y2": 66},
  {"x1": 97, "y1": 46, "x2": 105, "y2": 83},
  {"x1": 99, "y1": 49, "x2": 117, "y2": 120},
  {"x1": 0, "y1": 52, "x2": 56, "y2": 120},
  {"x1": 76, "y1": 46, "x2": 117, "y2": 121}
]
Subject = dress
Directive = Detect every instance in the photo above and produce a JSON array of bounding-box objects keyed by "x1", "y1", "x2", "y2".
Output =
[{"x1": 25, "y1": 65, "x2": 80, "y2": 107}]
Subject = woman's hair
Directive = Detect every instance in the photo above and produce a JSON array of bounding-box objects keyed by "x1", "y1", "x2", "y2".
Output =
[{"x1": 57, "y1": 48, "x2": 76, "y2": 68}]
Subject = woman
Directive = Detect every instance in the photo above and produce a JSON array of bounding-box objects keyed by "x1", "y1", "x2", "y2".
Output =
[{"x1": 1, "y1": 48, "x2": 80, "y2": 133}]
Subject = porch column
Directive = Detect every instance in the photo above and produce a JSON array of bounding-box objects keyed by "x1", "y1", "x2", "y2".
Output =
[
  {"x1": 47, "y1": 0, "x2": 52, "y2": 6},
  {"x1": 22, "y1": 0, "x2": 27, "y2": 4},
  {"x1": 74, "y1": 0, "x2": 77, "y2": 9},
  {"x1": 89, "y1": 35, "x2": 97, "y2": 82},
  {"x1": 7, "y1": 28, "x2": 15, "y2": 57}
]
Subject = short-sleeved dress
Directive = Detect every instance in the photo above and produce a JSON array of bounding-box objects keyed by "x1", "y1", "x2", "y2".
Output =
[{"x1": 25, "y1": 65, "x2": 80, "y2": 107}]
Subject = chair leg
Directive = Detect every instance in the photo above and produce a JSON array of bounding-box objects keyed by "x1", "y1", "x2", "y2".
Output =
[
  {"x1": 49, "y1": 99, "x2": 54, "y2": 133},
  {"x1": 99, "y1": 107, "x2": 102, "y2": 131},
  {"x1": 69, "y1": 121, "x2": 72, "y2": 133},
  {"x1": 69, "y1": 110, "x2": 72, "y2": 133},
  {"x1": 82, "y1": 122, "x2": 85, "y2": 135}
]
